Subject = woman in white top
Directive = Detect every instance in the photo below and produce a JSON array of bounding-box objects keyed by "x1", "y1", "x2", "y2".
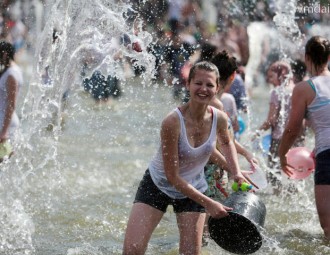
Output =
[
  {"x1": 279, "y1": 35, "x2": 330, "y2": 240},
  {"x1": 123, "y1": 61, "x2": 248, "y2": 254},
  {"x1": 0, "y1": 41, "x2": 23, "y2": 160}
]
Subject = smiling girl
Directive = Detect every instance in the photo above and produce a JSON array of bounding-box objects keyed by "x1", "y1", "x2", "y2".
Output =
[{"x1": 122, "y1": 61, "x2": 247, "y2": 255}]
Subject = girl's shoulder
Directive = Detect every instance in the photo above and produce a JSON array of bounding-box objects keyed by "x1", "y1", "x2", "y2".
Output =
[
  {"x1": 293, "y1": 80, "x2": 313, "y2": 94},
  {"x1": 292, "y1": 80, "x2": 315, "y2": 105},
  {"x1": 161, "y1": 108, "x2": 181, "y2": 129},
  {"x1": 310, "y1": 75, "x2": 330, "y2": 85},
  {"x1": 5, "y1": 65, "x2": 23, "y2": 83},
  {"x1": 209, "y1": 97, "x2": 223, "y2": 111},
  {"x1": 212, "y1": 107, "x2": 228, "y2": 124},
  {"x1": 7, "y1": 64, "x2": 22, "y2": 74}
]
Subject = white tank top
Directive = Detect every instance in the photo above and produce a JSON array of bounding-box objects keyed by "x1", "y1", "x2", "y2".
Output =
[
  {"x1": 0, "y1": 64, "x2": 23, "y2": 139},
  {"x1": 149, "y1": 106, "x2": 218, "y2": 199},
  {"x1": 307, "y1": 76, "x2": 330, "y2": 155}
]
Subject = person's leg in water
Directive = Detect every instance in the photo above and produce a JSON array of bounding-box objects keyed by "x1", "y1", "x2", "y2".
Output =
[
  {"x1": 123, "y1": 203, "x2": 164, "y2": 254},
  {"x1": 123, "y1": 169, "x2": 166, "y2": 254},
  {"x1": 314, "y1": 150, "x2": 330, "y2": 240},
  {"x1": 315, "y1": 185, "x2": 330, "y2": 240},
  {"x1": 170, "y1": 189, "x2": 207, "y2": 254},
  {"x1": 176, "y1": 212, "x2": 206, "y2": 254}
]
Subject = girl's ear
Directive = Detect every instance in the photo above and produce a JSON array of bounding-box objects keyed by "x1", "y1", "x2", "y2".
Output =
[
  {"x1": 223, "y1": 72, "x2": 236, "y2": 91},
  {"x1": 216, "y1": 84, "x2": 221, "y2": 94},
  {"x1": 229, "y1": 72, "x2": 236, "y2": 84}
]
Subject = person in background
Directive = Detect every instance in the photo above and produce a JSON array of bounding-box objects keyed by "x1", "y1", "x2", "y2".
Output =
[
  {"x1": 212, "y1": 50, "x2": 240, "y2": 134},
  {"x1": 202, "y1": 51, "x2": 258, "y2": 245},
  {"x1": 255, "y1": 61, "x2": 293, "y2": 165},
  {"x1": 206, "y1": 51, "x2": 258, "y2": 201},
  {"x1": 163, "y1": 20, "x2": 195, "y2": 102},
  {"x1": 279, "y1": 36, "x2": 330, "y2": 240},
  {"x1": 198, "y1": 42, "x2": 218, "y2": 62},
  {"x1": 229, "y1": 67, "x2": 248, "y2": 113},
  {"x1": 212, "y1": 50, "x2": 258, "y2": 172},
  {"x1": 82, "y1": 70, "x2": 122, "y2": 103},
  {"x1": 0, "y1": 40, "x2": 23, "y2": 162},
  {"x1": 82, "y1": 32, "x2": 143, "y2": 104},
  {"x1": 123, "y1": 61, "x2": 249, "y2": 254},
  {"x1": 255, "y1": 61, "x2": 306, "y2": 188}
]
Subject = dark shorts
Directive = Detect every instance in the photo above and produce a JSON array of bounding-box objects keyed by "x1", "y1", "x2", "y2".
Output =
[
  {"x1": 134, "y1": 169, "x2": 206, "y2": 213},
  {"x1": 315, "y1": 149, "x2": 330, "y2": 185}
]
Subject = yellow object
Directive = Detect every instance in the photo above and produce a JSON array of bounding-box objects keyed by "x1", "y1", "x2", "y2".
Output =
[{"x1": 0, "y1": 141, "x2": 13, "y2": 159}]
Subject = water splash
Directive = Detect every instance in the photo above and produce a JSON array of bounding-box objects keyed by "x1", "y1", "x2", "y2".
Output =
[
  {"x1": 273, "y1": 0, "x2": 304, "y2": 59},
  {"x1": 1, "y1": 0, "x2": 156, "y2": 253},
  {"x1": 0, "y1": 198, "x2": 35, "y2": 254}
]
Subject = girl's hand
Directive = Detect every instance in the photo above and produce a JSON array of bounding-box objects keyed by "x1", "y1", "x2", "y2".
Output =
[
  {"x1": 280, "y1": 155, "x2": 294, "y2": 177},
  {"x1": 233, "y1": 170, "x2": 259, "y2": 190},
  {"x1": 251, "y1": 130, "x2": 261, "y2": 142},
  {"x1": 205, "y1": 199, "x2": 232, "y2": 219},
  {"x1": 245, "y1": 171, "x2": 259, "y2": 190},
  {"x1": 231, "y1": 172, "x2": 247, "y2": 186},
  {"x1": 244, "y1": 151, "x2": 259, "y2": 169},
  {"x1": 241, "y1": 170, "x2": 254, "y2": 177}
]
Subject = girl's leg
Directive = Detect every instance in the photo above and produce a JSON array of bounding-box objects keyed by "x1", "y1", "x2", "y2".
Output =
[
  {"x1": 176, "y1": 212, "x2": 206, "y2": 255},
  {"x1": 123, "y1": 202, "x2": 164, "y2": 255},
  {"x1": 202, "y1": 213, "x2": 211, "y2": 246},
  {"x1": 315, "y1": 185, "x2": 330, "y2": 240}
]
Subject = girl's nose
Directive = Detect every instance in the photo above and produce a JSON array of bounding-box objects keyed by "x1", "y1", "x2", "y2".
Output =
[{"x1": 200, "y1": 84, "x2": 207, "y2": 90}]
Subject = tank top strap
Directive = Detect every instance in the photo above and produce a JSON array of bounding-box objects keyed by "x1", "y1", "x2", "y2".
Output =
[
  {"x1": 209, "y1": 106, "x2": 217, "y2": 131},
  {"x1": 174, "y1": 108, "x2": 187, "y2": 137},
  {"x1": 307, "y1": 79, "x2": 316, "y2": 92}
]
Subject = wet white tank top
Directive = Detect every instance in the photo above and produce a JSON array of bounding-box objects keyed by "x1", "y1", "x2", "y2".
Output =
[
  {"x1": 149, "y1": 106, "x2": 217, "y2": 199},
  {"x1": 0, "y1": 64, "x2": 23, "y2": 139},
  {"x1": 307, "y1": 76, "x2": 330, "y2": 155}
]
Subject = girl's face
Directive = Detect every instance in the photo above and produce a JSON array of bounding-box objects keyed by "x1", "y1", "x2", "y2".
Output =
[
  {"x1": 187, "y1": 69, "x2": 219, "y2": 103},
  {"x1": 266, "y1": 66, "x2": 280, "y2": 86}
]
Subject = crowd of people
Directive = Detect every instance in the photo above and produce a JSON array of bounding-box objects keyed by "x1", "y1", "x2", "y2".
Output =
[{"x1": 0, "y1": 0, "x2": 330, "y2": 253}]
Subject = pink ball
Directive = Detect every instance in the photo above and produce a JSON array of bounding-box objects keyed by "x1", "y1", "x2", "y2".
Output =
[{"x1": 286, "y1": 147, "x2": 315, "y2": 180}]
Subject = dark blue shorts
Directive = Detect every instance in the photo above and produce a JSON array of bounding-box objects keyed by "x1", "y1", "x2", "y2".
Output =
[
  {"x1": 134, "y1": 169, "x2": 206, "y2": 213},
  {"x1": 315, "y1": 149, "x2": 330, "y2": 185}
]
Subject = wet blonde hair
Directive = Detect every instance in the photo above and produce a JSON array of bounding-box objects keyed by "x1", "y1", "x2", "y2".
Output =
[{"x1": 187, "y1": 61, "x2": 220, "y2": 86}]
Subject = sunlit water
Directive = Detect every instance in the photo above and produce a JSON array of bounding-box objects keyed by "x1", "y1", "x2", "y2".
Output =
[{"x1": 1, "y1": 0, "x2": 330, "y2": 254}]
